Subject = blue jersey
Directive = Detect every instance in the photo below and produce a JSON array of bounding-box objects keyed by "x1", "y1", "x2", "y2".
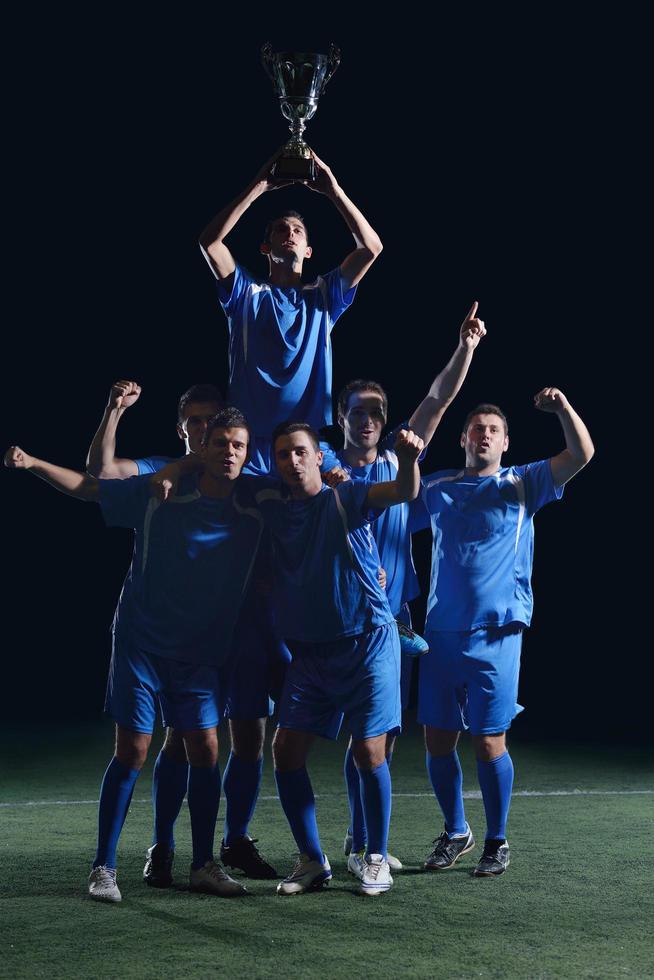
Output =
[
  {"x1": 136, "y1": 456, "x2": 174, "y2": 475},
  {"x1": 411, "y1": 460, "x2": 563, "y2": 631},
  {"x1": 99, "y1": 474, "x2": 263, "y2": 665},
  {"x1": 247, "y1": 476, "x2": 394, "y2": 644},
  {"x1": 217, "y1": 264, "x2": 356, "y2": 437},
  {"x1": 335, "y1": 425, "x2": 420, "y2": 616}
]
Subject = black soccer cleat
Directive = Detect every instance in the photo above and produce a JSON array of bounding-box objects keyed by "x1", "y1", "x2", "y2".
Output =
[
  {"x1": 143, "y1": 843, "x2": 175, "y2": 888},
  {"x1": 424, "y1": 827, "x2": 475, "y2": 871},
  {"x1": 219, "y1": 836, "x2": 278, "y2": 879},
  {"x1": 472, "y1": 839, "x2": 510, "y2": 877}
]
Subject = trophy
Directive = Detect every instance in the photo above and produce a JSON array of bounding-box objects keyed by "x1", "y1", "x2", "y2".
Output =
[{"x1": 261, "y1": 42, "x2": 340, "y2": 181}]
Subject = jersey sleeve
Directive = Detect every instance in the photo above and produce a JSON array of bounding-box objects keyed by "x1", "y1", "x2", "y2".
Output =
[
  {"x1": 216, "y1": 263, "x2": 256, "y2": 321},
  {"x1": 99, "y1": 475, "x2": 153, "y2": 529},
  {"x1": 323, "y1": 268, "x2": 357, "y2": 330},
  {"x1": 515, "y1": 459, "x2": 564, "y2": 515},
  {"x1": 334, "y1": 479, "x2": 380, "y2": 531},
  {"x1": 135, "y1": 456, "x2": 174, "y2": 476}
]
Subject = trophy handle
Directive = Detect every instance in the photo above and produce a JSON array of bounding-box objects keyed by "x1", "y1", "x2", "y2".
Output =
[
  {"x1": 261, "y1": 41, "x2": 275, "y2": 81},
  {"x1": 322, "y1": 43, "x2": 341, "y2": 88}
]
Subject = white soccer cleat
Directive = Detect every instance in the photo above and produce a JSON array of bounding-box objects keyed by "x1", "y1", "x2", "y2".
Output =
[
  {"x1": 344, "y1": 829, "x2": 402, "y2": 870},
  {"x1": 358, "y1": 854, "x2": 393, "y2": 896},
  {"x1": 88, "y1": 865, "x2": 122, "y2": 903},
  {"x1": 386, "y1": 852, "x2": 403, "y2": 871},
  {"x1": 189, "y1": 860, "x2": 248, "y2": 897},
  {"x1": 277, "y1": 853, "x2": 332, "y2": 895},
  {"x1": 347, "y1": 850, "x2": 366, "y2": 879}
]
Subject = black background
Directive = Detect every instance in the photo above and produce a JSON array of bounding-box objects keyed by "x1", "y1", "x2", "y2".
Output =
[{"x1": 2, "y1": 11, "x2": 638, "y2": 739}]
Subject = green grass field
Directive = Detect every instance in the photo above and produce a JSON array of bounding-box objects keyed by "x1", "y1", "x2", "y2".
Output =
[{"x1": 2, "y1": 720, "x2": 652, "y2": 980}]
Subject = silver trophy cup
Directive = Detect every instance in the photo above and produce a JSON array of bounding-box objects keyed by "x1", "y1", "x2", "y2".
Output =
[{"x1": 261, "y1": 42, "x2": 340, "y2": 181}]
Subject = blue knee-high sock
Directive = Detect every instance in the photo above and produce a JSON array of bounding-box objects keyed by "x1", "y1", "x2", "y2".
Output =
[
  {"x1": 344, "y1": 744, "x2": 367, "y2": 851},
  {"x1": 358, "y1": 760, "x2": 392, "y2": 860},
  {"x1": 426, "y1": 750, "x2": 467, "y2": 837},
  {"x1": 223, "y1": 752, "x2": 263, "y2": 845},
  {"x1": 152, "y1": 749, "x2": 189, "y2": 849},
  {"x1": 187, "y1": 764, "x2": 221, "y2": 870},
  {"x1": 274, "y1": 767, "x2": 323, "y2": 863},
  {"x1": 477, "y1": 751, "x2": 514, "y2": 840},
  {"x1": 94, "y1": 757, "x2": 140, "y2": 869}
]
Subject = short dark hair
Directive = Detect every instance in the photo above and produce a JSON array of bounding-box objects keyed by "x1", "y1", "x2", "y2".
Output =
[
  {"x1": 202, "y1": 407, "x2": 251, "y2": 447},
  {"x1": 178, "y1": 384, "x2": 224, "y2": 423},
  {"x1": 272, "y1": 420, "x2": 321, "y2": 452},
  {"x1": 337, "y1": 379, "x2": 388, "y2": 422},
  {"x1": 462, "y1": 403, "x2": 509, "y2": 435},
  {"x1": 263, "y1": 211, "x2": 310, "y2": 245}
]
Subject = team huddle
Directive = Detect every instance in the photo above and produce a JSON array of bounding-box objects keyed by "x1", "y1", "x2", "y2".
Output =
[{"x1": 4, "y1": 152, "x2": 594, "y2": 902}]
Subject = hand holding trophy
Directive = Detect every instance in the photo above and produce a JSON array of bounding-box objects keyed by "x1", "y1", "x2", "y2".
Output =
[{"x1": 261, "y1": 42, "x2": 340, "y2": 182}]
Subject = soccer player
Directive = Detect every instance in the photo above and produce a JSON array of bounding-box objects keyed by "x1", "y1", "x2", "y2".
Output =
[
  {"x1": 331, "y1": 303, "x2": 487, "y2": 874},
  {"x1": 412, "y1": 388, "x2": 594, "y2": 876},
  {"x1": 86, "y1": 381, "x2": 283, "y2": 883},
  {"x1": 198, "y1": 149, "x2": 383, "y2": 473},
  {"x1": 255, "y1": 422, "x2": 424, "y2": 897},
  {"x1": 5, "y1": 408, "x2": 264, "y2": 902}
]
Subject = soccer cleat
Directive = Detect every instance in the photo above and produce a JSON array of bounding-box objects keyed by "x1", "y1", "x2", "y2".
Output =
[
  {"x1": 88, "y1": 865, "x2": 121, "y2": 903},
  {"x1": 344, "y1": 830, "x2": 402, "y2": 870},
  {"x1": 189, "y1": 860, "x2": 248, "y2": 897},
  {"x1": 358, "y1": 854, "x2": 393, "y2": 896},
  {"x1": 472, "y1": 839, "x2": 510, "y2": 877},
  {"x1": 424, "y1": 827, "x2": 475, "y2": 871},
  {"x1": 396, "y1": 620, "x2": 430, "y2": 658},
  {"x1": 219, "y1": 836, "x2": 278, "y2": 879},
  {"x1": 276, "y1": 854, "x2": 332, "y2": 895},
  {"x1": 347, "y1": 849, "x2": 366, "y2": 879},
  {"x1": 143, "y1": 843, "x2": 174, "y2": 888}
]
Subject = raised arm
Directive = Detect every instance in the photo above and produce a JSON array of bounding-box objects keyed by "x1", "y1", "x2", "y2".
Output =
[
  {"x1": 534, "y1": 388, "x2": 594, "y2": 487},
  {"x1": 367, "y1": 430, "x2": 424, "y2": 509},
  {"x1": 409, "y1": 302, "x2": 487, "y2": 448},
  {"x1": 86, "y1": 381, "x2": 141, "y2": 478},
  {"x1": 305, "y1": 152, "x2": 383, "y2": 290},
  {"x1": 198, "y1": 153, "x2": 290, "y2": 282},
  {"x1": 5, "y1": 446, "x2": 99, "y2": 500}
]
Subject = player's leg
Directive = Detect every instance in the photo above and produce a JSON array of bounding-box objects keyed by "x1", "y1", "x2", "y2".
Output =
[
  {"x1": 341, "y1": 623, "x2": 400, "y2": 896},
  {"x1": 219, "y1": 589, "x2": 288, "y2": 878},
  {"x1": 419, "y1": 632, "x2": 475, "y2": 870},
  {"x1": 162, "y1": 660, "x2": 246, "y2": 897},
  {"x1": 145, "y1": 726, "x2": 188, "y2": 887},
  {"x1": 466, "y1": 625, "x2": 523, "y2": 877},
  {"x1": 90, "y1": 638, "x2": 157, "y2": 903}
]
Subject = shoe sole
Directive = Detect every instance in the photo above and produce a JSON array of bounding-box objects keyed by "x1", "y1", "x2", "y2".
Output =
[
  {"x1": 472, "y1": 859, "x2": 510, "y2": 877},
  {"x1": 190, "y1": 883, "x2": 248, "y2": 897},
  {"x1": 424, "y1": 839, "x2": 476, "y2": 871},
  {"x1": 143, "y1": 875, "x2": 173, "y2": 888},
  {"x1": 89, "y1": 891, "x2": 121, "y2": 903},
  {"x1": 358, "y1": 884, "x2": 393, "y2": 896},
  {"x1": 221, "y1": 862, "x2": 278, "y2": 880}
]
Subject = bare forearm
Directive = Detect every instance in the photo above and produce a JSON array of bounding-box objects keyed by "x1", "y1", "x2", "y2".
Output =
[
  {"x1": 368, "y1": 459, "x2": 420, "y2": 509},
  {"x1": 199, "y1": 181, "x2": 266, "y2": 275},
  {"x1": 329, "y1": 185, "x2": 382, "y2": 254},
  {"x1": 557, "y1": 403, "x2": 594, "y2": 464},
  {"x1": 30, "y1": 458, "x2": 99, "y2": 500},
  {"x1": 86, "y1": 407, "x2": 124, "y2": 476},
  {"x1": 409, "y1": 344, "x2": 474, "y2": 446}
]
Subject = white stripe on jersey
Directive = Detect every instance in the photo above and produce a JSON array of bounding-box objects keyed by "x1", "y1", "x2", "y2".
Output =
[
  {"x1": 423, "y1": 470, "x2": 464, "y2": 491},
  {"x1": 504, "y1": 471, "x2": 526, "y2": 553},
  {"x1": 141, "y1": 490, "x2": 201, "y2": 576},
  {"x1": 332, "y1": 485, "x2": 355, "y2": 562},
  {"x1": 243, "y1": 283, "x2": 268, "y2": 363}
]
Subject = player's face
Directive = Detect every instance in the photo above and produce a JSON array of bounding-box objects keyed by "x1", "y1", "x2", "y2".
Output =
[
  {"x1": 177, "y1": 401, "x2": 222, "y2": 454},
  {"x1": 202, "y1": 426, "x2": 249, "y2": 482},
  {"x1": 262, "y1": 217, "x2": 312, "y2": 264},
  {"x1": 461, "y1": 413, "x2": 509, "y2": 469},
  {"x1": 340, "y1": 391, "x2": 386, "y2": 451},
  {"x1": 274, "y1": 432, "x2": 323, "y2": 495}
]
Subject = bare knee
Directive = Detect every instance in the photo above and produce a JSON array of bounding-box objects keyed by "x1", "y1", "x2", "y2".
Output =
[
  {"x1": 162, "y1": 727, "x2": 188, "y2": 764},
  {"x1": 472, "y1": 732, "x2": 506, "y2": 761},
  {"x1": 229, "y1": 718, "x2": 266, "y2": 763},
  {"x1": 183, "y1": 728, "x2": 219, "y2": 768},
  {"x1": 424, "y1": 726, "x2": 460, "y2": 757},
  {"x1": 115, "y1": 726, "x2": 151, "y2": 769},
  {"x1": 352, "y1": 735, "x2": 387, "y2": 771},
  {"x1": 272, "y1": 728, "x2": 313, "y2": 772}
]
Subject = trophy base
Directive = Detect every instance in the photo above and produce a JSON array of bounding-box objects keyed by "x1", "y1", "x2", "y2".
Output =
[{"x1": 271, "y1": 155, "x2": 316, "y2": 182}]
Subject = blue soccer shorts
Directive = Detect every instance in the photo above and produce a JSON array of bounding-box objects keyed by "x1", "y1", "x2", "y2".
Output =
[
  {"x1": 418, "y1": 624, "x2": 524, "y2": 735},
  {"x1": 105, "y1": 635, "x2": 222, "y2": 734},
  {"x1": 278, "y1": 622, "x2": 401, "y2": 742}
]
